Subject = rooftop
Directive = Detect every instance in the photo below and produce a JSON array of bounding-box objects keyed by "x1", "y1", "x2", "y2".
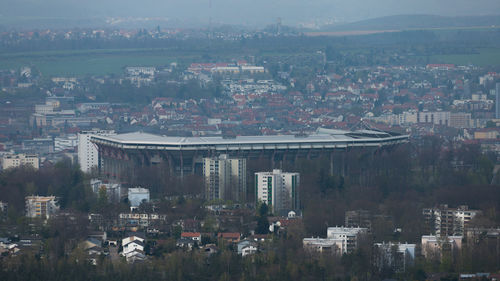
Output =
[{"x1": 91, "y1": 127, "x2": 408, "y2": 149}]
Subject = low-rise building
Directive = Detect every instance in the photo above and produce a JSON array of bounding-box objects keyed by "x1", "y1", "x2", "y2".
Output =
[
  {"x1": 303, "y1": 238, "x2": 344, "y2": 255},
  {"x1": 327, "y1": 226, "x2": 368, "y2": 254},
  {"x1": 218, "y1": 232, "x2": 241, "y2": 243},
  {"x1": 373, "y1": 242, "x2": 416, "y2": 273},
  {"x1": 122, "y1": 235, "x2": 146, "y2": 263},
  {"x1": 25, "y1": 196, "x2": 59, "y2": 219},
  {"x1": 474, "y1": 129, "x2": 499, "y2": 140},
  {"x1": 181, "y1": 232, "x2": 201, "y2": 242},
  {"x1": 90, "y1": 179, "x2": 122, "y2": 203},
  {"x1": 421, "y1": 235, "x2": 462, "y2": 260},
  {"x1": 237, "y1": 240, "x2": 258, "y2": 256},
  {"x1": 118, "y1": 213, "x2": 167, "y2": 229},
  {"x1": 128, "y1": 187, "x2": 150, "y2": 208},
  {"x1": 1, "y1": 154, "x2": 39, "y2": 170},
  {"x1": 54, "y1": 134, "x2": 78, "y2": 152},
  {"x1": 303, "y1": 226, "x2": 368, "y2": 255}
]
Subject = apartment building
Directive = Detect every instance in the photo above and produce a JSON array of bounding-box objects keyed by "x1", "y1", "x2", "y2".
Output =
[
  {"x1": 423, "y1": 204, "x2": 480, "y2": 236},
  {"x1": 255, "y1": 169, "x2": 299, "y2": 215},
  {"x1": 203, "y1": 155, "x2": 247, "y2": 202},
  {"x1": 77, "y1": 130, "x2": 114, "y2": 173},
  {"x1": 25, "y1": 196, "x2": 59, "y2": 219},
  {"x1": 1, "y1": 154, "x2": 39, "y2": 170}
]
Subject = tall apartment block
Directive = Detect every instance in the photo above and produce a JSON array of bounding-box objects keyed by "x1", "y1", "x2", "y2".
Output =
[
  {"x1": 423, "y1": 204, "x2": 480, "y2": 236},
  {"x1": 203, "y1": 155, "x2": 246, "y2": 202},
  {"x1": 77, "y1": 130, "x2": 114, "y2": 173},
  {"x1": 255, "y1": 169, "x2": 300, "y2": 215}
]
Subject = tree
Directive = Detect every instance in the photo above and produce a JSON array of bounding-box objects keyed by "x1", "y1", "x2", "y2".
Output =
[{"x1": 256, "y1": 203, "x2": 269, "y2": 234}]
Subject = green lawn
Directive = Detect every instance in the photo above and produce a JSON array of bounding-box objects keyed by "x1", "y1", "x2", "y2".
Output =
[
  {"x1": 0, "y1": 49, "x2": 191, "y2": 76},
  {"x1": 428, "y1": 48, "x2": 500, "y2": 67}
]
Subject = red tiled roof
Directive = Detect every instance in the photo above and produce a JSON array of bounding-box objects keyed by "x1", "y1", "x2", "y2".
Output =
[
  {"x1": 181, "y1": 232, "x2": 201, "y2": 238},
  {"x1": 218, "y1": 232, "x2": 240, "y2": 239}
]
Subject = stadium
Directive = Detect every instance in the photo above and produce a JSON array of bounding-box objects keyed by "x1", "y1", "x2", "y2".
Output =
[{"x1": 91, "y1": 128, "x2": 409, "y2": 180}]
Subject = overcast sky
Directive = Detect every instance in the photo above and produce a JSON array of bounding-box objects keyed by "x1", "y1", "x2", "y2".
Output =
[{"x1": 1, "y1": 0, "x2": 499, "y2": 26}]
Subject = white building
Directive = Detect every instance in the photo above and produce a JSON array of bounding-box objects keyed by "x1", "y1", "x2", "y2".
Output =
[
  {"x1": 421, "y1": 235, "x2": 462, "y2": 259},
  {"x1": 417, "y1": 111, "x2": 451, "y2": 126},
  {"x1": 25, "y1": 196, "x2": 59, "y2": 219},
  {"x1": 398, "y1": 111, "x2": 418, "y2": 125},
  {"x1": 90, "y1": 179, "x2": 122, "y2": 203},
  {"x1": 54, "y1": 134, "x2": 78, "y2": 152},
  {"x1": 126, "y1": 67, "x2": 156, "y2": 77},
  {"x1": 203, "y1": 155, "x2": 246, "y2": 202},
  {"x1": 0, "y1": 201, "x2": 7, "y2": 212},
  {"x1": 119, "y1": 213, "x2": 167, "y2": 228},
  {"x1": 327, "y1": 227, "x2": 368, "y2": 254},
  {"x1": 240, "y1": 66, "x2": 265, "y2": 73},
  {"x1": 237, "y1": 240, "x2": 258, "y2": 256},
  {"x1": 255, "y1": 169, "x2": 299, "y2": 215},
  {"x1": 77, "y1": 130, "x2": 114, "y2": 173},
  {"x1": 373, "y1": 242, "x2": 416, "y2": 272},
  {"x1": 303, "y1": 226, "x2": 367, "y2": 255},
  {"x1": 303, "y1": 238, "x2": 344, "y2": 255},
  {"x1": 128, "y1": 187, "x2": 150, "y2": 207},
  {"x1": 1, "y1": 154, "x2": 39, "y2": 170},
  {"x1": 121, "y1": 235, "x2": 146, "y2": 263}
]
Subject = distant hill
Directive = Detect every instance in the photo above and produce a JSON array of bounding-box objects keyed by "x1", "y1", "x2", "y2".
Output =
[{"x1": 320, "y1": 14, "x2": 500, "y2": 32}]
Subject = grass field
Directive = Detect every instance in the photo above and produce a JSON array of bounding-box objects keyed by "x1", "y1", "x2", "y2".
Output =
[
  {"x1": 0, "y1": 48, "x2": 194, "y2": 77},
  {"x1": 1, "y1": 44, "x2": 499, "y2": 77},
  {"x1": 427, "y1": 48, "x2": 500, "y2": 67}
]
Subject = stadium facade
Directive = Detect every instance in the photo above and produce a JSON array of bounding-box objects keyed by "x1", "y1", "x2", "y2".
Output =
[{"x1": 91, "y1": 128, "x2": 409, "y2": 180}]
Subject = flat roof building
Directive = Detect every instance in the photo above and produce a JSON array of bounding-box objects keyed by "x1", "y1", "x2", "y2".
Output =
[
  {"x1": 78, "y1": 130, "x2": 114, "y2": 173},
  {"x1": 25, "y1": 196, "x2": 59, "y2": 219},
  {"x1": 2, "y1": 154, "x2": 39, "y2": 170},
  {"x1": 255, "y1": 169, "x2": 299, "y2": 216},
  {"x1": 203, "y1": 155, "x2": 246, "y2": 202},
  {"x1": 423, "y1": 204, "x2": 480, "y2": 236},
  {"x1": 128, "y1": 187, "x2": 150, "y2": 208}
]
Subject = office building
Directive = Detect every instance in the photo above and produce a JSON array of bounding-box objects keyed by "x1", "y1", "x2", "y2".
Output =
[
  {"x1": 423, "y1": 204, "x2": 480, "y2": 236},
  {"x1": 255, "y1": 169, "x2": 299, "y2": 215},
  {"x1": 77, "y1": 130, "x2": 114, "y2": 173},
  {"x1": 25, "y1": 196, "x2": 59, "y2": 219},
  {"x1": 203, "y1": 155, "x2": 246, "y2": 202},
  {"x1": 1, "y1": 154, "x2": 39, "y2": 170}
]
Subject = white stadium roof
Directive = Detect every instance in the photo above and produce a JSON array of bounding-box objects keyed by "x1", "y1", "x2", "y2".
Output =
[{"x1": 91, "y1": 128, "x2": 408, "y2": 150}]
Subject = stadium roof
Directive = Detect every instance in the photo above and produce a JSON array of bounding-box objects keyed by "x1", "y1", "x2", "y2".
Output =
[{"x1": 91, "y1": 128, "x2": 408, "y2": 151}]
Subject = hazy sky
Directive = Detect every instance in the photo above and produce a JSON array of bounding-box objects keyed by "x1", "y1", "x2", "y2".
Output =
[{"x1": 1, "y1": 0, "x2": 499, "y2": 26}]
